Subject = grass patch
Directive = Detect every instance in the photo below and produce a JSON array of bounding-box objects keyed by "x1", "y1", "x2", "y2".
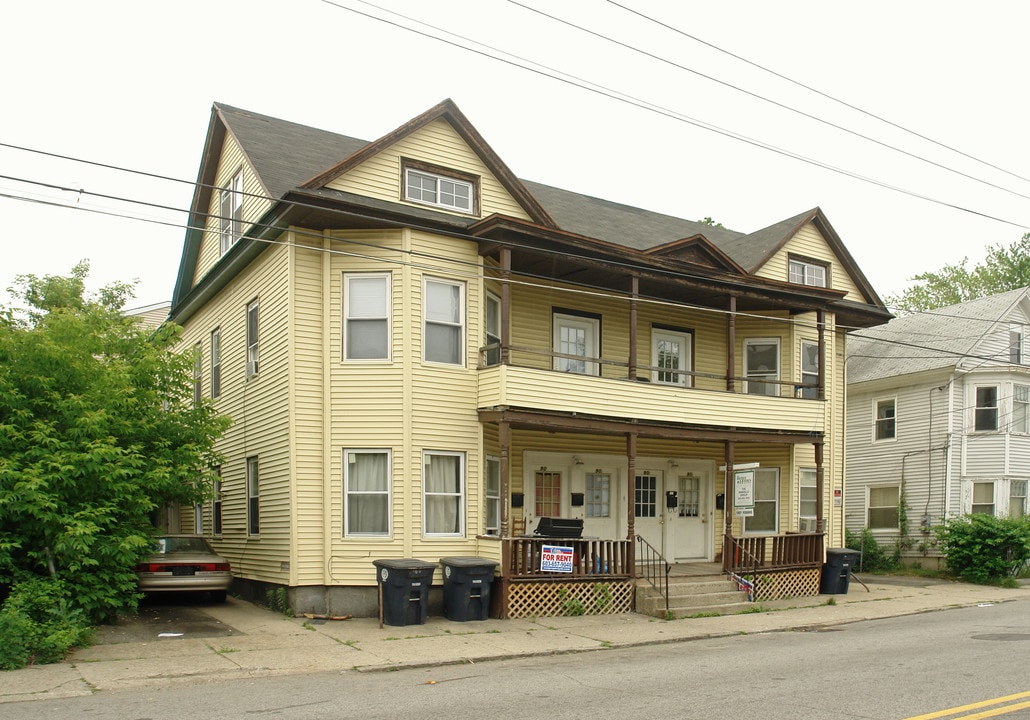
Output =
[{"x1": 688, "y1": 611, "x2": 721, "y2": 619}]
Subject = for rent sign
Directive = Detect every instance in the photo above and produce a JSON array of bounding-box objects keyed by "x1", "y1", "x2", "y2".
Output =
[{"x1": 540, "y1": 545, "x2": 575, "y2": 573}]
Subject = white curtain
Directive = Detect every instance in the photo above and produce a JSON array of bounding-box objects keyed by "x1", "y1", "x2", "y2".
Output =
[
  {"x1": 425, "y1": 454, "x2": 461, "y2": 534},
  {"x1": 348, "y1": 452, "x2": 388, "y2": 534}
]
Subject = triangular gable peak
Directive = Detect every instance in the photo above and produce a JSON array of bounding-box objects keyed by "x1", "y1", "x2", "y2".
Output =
[
  {"x1": 644, "y1": 234, "x2": 746, "y2": 274},
  {"x1": 301, "y1": 99, "x2": 557, "y2": 229},
  {"x1": 736, "y1": 207, "x2": 885, "y2": 308}
]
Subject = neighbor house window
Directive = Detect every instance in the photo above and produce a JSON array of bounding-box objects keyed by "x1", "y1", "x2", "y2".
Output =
[
  {"x1": 424, "y1": 277, "x2": 464, "y2": 365},
  {"x1": 799, "y1": 468, "x2": 818, "y2": 530},
  {"x1": 788, "y1": 258, "x2": 827, "y2": 288},
  {"x1": 219, "y1": 169, "x2": 243, "y2": 254},
  {"x1": 344, "y1": 449, "x2": 391, "y2": 536},
  {"x1": 210, "y1": 327, "x2": 221, "y2": 398},
  {"x1": 485, "y1": 457, "x2": 501, "y2": 536},
  {"x1": 345, "y1": 273, "x2": 391, "y2": 360},
  {"x1": 484, "y1": 292, "x2": 501, "y2": 366},
  {"x1": 652, "y1": 328, "x2": 692, "y2": 386},
  {"x1": 745, "y1": 338, "x2": 780, "y2": 396},
  {"x1": 246, "y1": 299, "x2": 259, "y2": 377},
  {"x1": 1010, "y1": 324, "x2": 1024, "y2": 364},
  {"x1": 404, "y1": 165, "x2": 475, "y2": 213},
  {"x1": 212, "y1": 469, "x2": 222, "y2": 535},
  {"x1": 800, "y1": 340, "x2": 819, "y2": 399},
  {"x1": 553, "y1": 311, "x2": 600, "y2": 375},
  {"x1": 875, "y1": 398, "x2": 896, "y2": 440},
  {"x1": 586, "y1": 472, "x2": 611, "y2": 518},
  {"x1": 868, "y1": 484, "x2": 900, "y2": 529},
  {"x1": 972, "y1": 481, "x2": 995, "y2": 515},
  {"x1": 1011, "y1": 480, "x2": 1027, "y2": 519},
  {"x1": 1014, "y1": 385, "x2": 1030, "y2": 434},
  {"x1": 193, "y1": 343, "x2": 202, "y2": 405},
  {"x1": 534, "y1": 470, "x2": 562, "y2": 517},
  {"x1": 423, "y1": 451, "x2": 464, "y2": 536},
  {"x1": 247, "y1": 456, "x2": 259, "y2": 536},
  {"x1": 743, "y1": 469, "x2": 779, "y2": 533},
  {"x1": 975, "y1": 386, "x2": 999, "y2": 431}
]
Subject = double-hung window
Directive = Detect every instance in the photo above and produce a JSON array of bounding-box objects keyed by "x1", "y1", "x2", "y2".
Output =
[
  {"x1": 344, "y1": 449, "x2": 391, "y2": 536},
  {"x1": 1014, "y1": 385, "x2": 1030, "y2": 434},
  {"x1": 788, "y1": 258, "x2": 827, "y2": 287},
  {"x1": 212, "y1": 469, "x2": 222, "y2": 535},
  {"x1": 875, "y1": 398, "x2": 896, "y2": 440},
  {"x1": 975, "y1": 386, "x2": 999, "y2": 431},
  {"x1": 800, "y1": 340, "x2": 819, "y2": 399},
  {"x1": 868, "y1": 485, "x2": 900, "y2": 529},
  {"x1": 485, "y1": 457, "x2": 501, "y2": 536},
  {"x1": 246, "y1": 300, "x2": 260, "y2": 377},
  {"x1": 424, "y1": 278, "x2": 465, "y2": 365},
  {"x1": 745, "y1": 338, "x2": 780, "y2": 396},
  {"x1": 553, "y1": 311, "x2": 600, "y2": 375},
  {"x1": 404, "y1": 165, "x2": 475, "y2": 213},
  {"x1": 219, "y1": 169, "x2": 243, "y2": 254},
  {"x1": 484, "y1": 292, "x2": 501, "y2": 366},
  {"x1": 652, "y1": 328, "x2": 692, "y2": 386},
  {"x1": 972, "y1": 481, "x2": 996, "y2": 515},
  {"x1": 799, "y1": 468, "x2": 818, "y2": 531},
  {"x1": 1010, "y1": 324, "x2": 1025, "y2": 364},
  {"x1": 193, "y1": 343, "x2": 202, "y2": 405},
  {"x1": 423, "y1": 451, "x2": 464, "y2": 536},
  {"x1": 1011, "y1": 480, "x2": 1027, "y2": 519},
  {"x1": 743, "y1": 469, "x2": 779, "y2": 533},
  {"x1": 345, "y1": 273, "x2": 391, "y2": 360},
  {"x1": 210, "y1": 327, "x2": 221, "y2": 398},
  {"x1": 247, "y1": 456, "x2": 259, "y2": 536}
]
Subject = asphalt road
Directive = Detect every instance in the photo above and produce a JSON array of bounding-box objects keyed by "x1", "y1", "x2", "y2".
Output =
[{"x1": 5, "y1": 598, "x2": 1030, "y2": 720}]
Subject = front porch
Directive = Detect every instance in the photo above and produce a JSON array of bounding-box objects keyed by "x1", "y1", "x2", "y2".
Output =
[{"x1": 494, "y1": 533, "x2": 825, "y2": 618}]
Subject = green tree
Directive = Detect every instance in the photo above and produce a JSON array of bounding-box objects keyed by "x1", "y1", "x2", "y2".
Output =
[
  {"x1": 887, "y1": 233, "x2": 1030, "y2": 314},
  {"x1": 0, "y1": 263, "x2": 230, "y2": 624}
]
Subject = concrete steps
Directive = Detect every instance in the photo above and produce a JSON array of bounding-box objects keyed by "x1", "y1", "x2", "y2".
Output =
[{"x1": 636, "y1": 574, "x2": 752, "y2": 618}]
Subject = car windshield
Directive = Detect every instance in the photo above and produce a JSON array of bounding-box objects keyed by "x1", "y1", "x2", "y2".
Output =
[{"x1": 152, "y1": 537, "x2": 214, "y2": 555}]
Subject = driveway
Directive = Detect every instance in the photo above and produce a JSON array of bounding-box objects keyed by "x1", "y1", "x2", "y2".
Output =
[{"x1": 95, "y1": 594, "x2": 243, "y2": 644}]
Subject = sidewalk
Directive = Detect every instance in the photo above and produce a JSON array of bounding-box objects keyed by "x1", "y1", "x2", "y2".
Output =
[{"x1": 4, "y1": 576, "x2": 1029, "y2": 704}]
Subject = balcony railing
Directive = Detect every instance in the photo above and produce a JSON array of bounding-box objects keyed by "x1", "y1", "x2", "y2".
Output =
[
  {"x1": 502, "y1": 537, "x2": 632, "y2": 580},
  {"x1": 723, "y1": 533, "x2": 825, "y2": 575}
]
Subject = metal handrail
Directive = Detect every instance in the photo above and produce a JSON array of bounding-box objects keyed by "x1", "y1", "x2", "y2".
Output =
[{"x1": 635, "y1": 535, "x2": 670, "y2": 615}]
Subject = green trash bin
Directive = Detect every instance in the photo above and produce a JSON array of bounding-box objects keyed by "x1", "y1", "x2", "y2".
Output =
[
  {"x1": 440, "y1": 557, "x2": 498, "y2": 621},
  {"x1": 373, "y1": 559, "x2": 436, "y2": 626}
]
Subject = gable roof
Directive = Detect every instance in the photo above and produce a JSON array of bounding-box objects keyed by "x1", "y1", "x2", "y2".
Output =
[{"x1": 847, "y1": 287, "x2": 1030, "y2": 384}]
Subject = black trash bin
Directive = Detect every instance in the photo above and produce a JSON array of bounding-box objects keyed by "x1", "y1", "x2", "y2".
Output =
[
  {"x1": 820, "y1": 548, "x2": 860, "y2": 594},
  {"x1": 440, "y1": 557, "x2": 499, "y2": 621},
  {"x1": 373, "y1": 559, "x2": 437, "y2": 626}
]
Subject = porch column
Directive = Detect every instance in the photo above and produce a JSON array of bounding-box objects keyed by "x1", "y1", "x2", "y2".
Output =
[
  {"x1": 726, "y1": 295, "x2": 737, "y2": 392},
  {"x1": 815, "y1": 441, "x2": 825, "y2": 534},
  {"x1": 500, "y1": 246, "x2": 511, "y2": 366},
  {"x1": 500, "y1": 420, "x2": 511, "y2": 538},
  {"x1": 626, "y1": 432, "x2": 637, "y2": 577},
  {"x1": 817, "y1": 309, "x2": 825, "y2": 399},
  {"x1": 723, "y1": 440, "x2": 734, "y2": 572},
  {"x1": 628, "y1": 275, "x2": 639, "y2": 380}
]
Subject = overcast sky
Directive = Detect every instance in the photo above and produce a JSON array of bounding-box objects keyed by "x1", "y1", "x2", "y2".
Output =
[{"x1": 2, "y1": 0, "x2": 1027, "y2": 312}]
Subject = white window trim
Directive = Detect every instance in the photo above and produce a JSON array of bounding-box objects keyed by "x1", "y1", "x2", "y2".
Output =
[
  {"x1": 404, "y1": 167, "x2": 474, "y2": 213},
  {"x1": 423, "y1": 277, "x2": 466, "y2": 366},
  {"x1": 344, "y1": 272, "x2": 392, "y2": 362},
  {"x1": 744, "y1": 337, "x2": 780, "y2": 396},
  {"x1": 799, "y1": 468, "x2": 818, "y2": 529},
  {"x1": 974, "y1": 385, "x2": 999, "y2": 432},
  {"x1": 219, "y1": 169, "x2": 243, "y2": 255},
  {"x1": 799, "y1": 339, "x2": 819, "y2": 399},
  {"x1": 652, "y1": 328, "x2": 693, "y2": 386},
  {"x1": 788, "y1": 258, "x2": 827, "y2": 288},
  {"x1": 867, "y1": 483, "x2": 900, "y2": 531},
  {"x1": 1013, "y1": 384, "x2": 1030, "y2": 434},
  {"x1": 246, "y1": 299, "x2": 260, "y2": 377},
  {"x1": 873, "y1": 396, "x2": 897, "y2": 442},
  {"x1": 1010, "y1": 324, "x2": 1024, "y2": 364},
  {"x1": 553, "y1": 312, "x2": 600, "y2": 376},
  {"x1": 210, "y1": 327, "x2": 221, "y2": 399},
  {"x1": 422, "y1": 450, "x2": 466, "y2": 537},
  {"x1": 484, "y1": 291, "x2": 502, "y2": 367},
  {"x1": 485, "y1": 456, "x2": 501, "y2": 536},
  {"x1": 247, "y1": 456, "x2": 259, "y2": 536},
  {"x1": 971, "y1": 480, "x2": 996, "y2": 516},
  {"x1": 743, "y1": 468, "x2": 779, "y2": 535},
  {"x1": 343, "y1": 449, "x2": 393, "y2": 537}
]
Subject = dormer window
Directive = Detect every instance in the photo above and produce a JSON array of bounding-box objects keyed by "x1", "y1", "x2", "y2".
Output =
[
  {"x1": 788, "y1": 257, "x2": 828, "y2": 288},
  {"x1": 402, "y1": 160, "x2": 477, "y2": 214}
]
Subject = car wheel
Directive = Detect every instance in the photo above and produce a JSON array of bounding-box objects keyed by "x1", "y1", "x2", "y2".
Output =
[{"x1": 210, "y1": 590, "x2": 227, "y2": 603}]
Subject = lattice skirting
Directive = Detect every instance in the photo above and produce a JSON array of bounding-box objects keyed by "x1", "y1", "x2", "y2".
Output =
[
  {"x1": 505, "y1": 579, "x2": 635, "y2": 618},
  {"x1": 752, "y1": 568, "x2": 821, "y2": 601}
]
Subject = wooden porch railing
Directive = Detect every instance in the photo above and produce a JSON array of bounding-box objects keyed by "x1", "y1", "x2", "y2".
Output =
[
  {"x1": 502, "y1": 537, "x2": 632, "y2": 579},
  {"x1": 723, "y1": 533, "x2": 825, "y2": 574}
]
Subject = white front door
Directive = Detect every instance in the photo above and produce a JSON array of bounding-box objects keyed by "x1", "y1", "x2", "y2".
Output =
[
  {"x1": 635, "y1": 469, "x2": 713, "y2": 561},
  {"x1": 634, "y1": 471, "x2": 665, "y2": 555}
]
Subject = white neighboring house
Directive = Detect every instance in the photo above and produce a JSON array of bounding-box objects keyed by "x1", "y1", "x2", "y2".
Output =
[{"x1": 845, "y1": 288, "x2": 1030, "y2": 565}]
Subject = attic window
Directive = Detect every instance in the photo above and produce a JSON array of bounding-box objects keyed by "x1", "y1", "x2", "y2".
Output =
[
  {"x1": 788, "y1": 257, "x2": 828, "y2": 288},
  {"x1": 402, "y1": 160, "x2": 477, "y2": 214}
]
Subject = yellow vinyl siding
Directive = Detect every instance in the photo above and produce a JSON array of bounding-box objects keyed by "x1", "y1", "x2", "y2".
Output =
[
  {"x1": 325, "y1": 119, "x2": 532, "y2": 221},
  {"x1": 192, "y1": 135, "x2": 272, "y2": 289},
  {"x1": 754, "y1": 222, "x2": 863, "y2": 300}
]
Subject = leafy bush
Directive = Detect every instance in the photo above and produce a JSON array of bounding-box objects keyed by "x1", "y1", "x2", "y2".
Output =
[
  {"x1": 0, "y1": 577, "x2": 93, "y2": 670},
  {"x1": 845, "y1": 529, "x2": 901, "y2": 572},
  {"x1": 935, "y1": 514, "x2": 1030, "y2": 584}
]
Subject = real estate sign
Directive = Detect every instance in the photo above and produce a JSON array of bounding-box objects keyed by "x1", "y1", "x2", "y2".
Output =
[
  {"x1": 734, "y1": 469, "x2": 755, "y2": 517},
  {"x1": 540, "y1": 545, "x2": 575, "y2": 573}
]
